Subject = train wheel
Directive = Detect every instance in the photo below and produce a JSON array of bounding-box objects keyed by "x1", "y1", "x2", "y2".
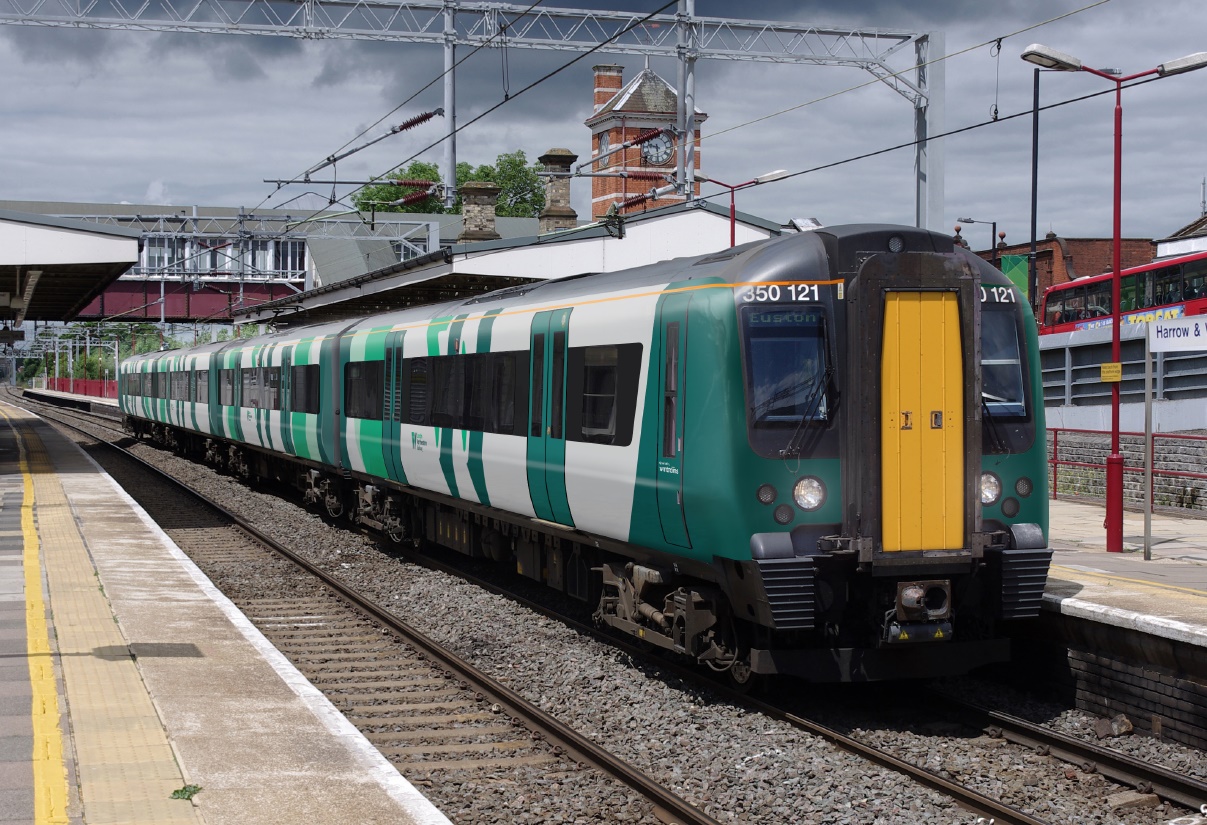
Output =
[{"x1": 727, "y1": 655, "x2": 761, "y2": 694}]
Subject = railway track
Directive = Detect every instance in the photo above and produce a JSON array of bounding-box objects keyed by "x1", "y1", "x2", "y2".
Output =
[
  {"x1": 12, "y1": 389, "x2": 1207, "y2": 823},
  {"x1": 11, "y1": 394, "x2": 718, "y2": 825}
]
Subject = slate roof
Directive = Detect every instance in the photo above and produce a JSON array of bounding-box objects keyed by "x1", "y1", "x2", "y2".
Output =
[{"x1": 586, "y1": 68, "x2": 707, "y2": 125}]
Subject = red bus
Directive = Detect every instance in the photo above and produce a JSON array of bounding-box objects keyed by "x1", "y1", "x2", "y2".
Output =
[{"x1": 1039, "y1": 249, "x2": 1207, "y2": 334}]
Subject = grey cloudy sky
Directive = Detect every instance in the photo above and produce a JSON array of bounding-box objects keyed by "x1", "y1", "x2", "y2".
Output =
[{"x1": 3, "y1": 0, "x2": 1206, "y2": 249}]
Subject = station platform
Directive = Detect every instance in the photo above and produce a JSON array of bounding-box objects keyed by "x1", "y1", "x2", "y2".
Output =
[
  {"x1": 0, "y1": 401, "x2": 450, "y2": 825},
  {"x1": 1045, "y1": 499, "x2": 1207, "y2": 647}
]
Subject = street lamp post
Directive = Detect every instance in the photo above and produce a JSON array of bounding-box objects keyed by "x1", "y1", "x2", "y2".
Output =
[
  {"x1": 956, "y1": 217, "x2": 999, "y2": 265},
  {"x1": 695, "y1": 169, "x2": 790, "y2": 247},
  {"x1": 1021, "y1": 43, "x2": 1207, "y2": 553}
]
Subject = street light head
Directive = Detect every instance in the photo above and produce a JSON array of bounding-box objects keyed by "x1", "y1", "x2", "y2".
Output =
[
  {"x1": 1021, "y1": 43, "x2": 1082, "y2": 72},
  {"x1": 956, "y1": 217, "x2": 975, "y2": 224},
  {"x1": 1158, "y1": 52, "x2": 1207, "y2": 77},
  {"x1": 694, "y1": 171, "x2": 713, "y2": 183},
  {"x1": 754, "y1": 169, "x2": 790, "y2": 184}
]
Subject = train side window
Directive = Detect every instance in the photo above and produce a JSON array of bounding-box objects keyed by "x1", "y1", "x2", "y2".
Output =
[
  {"x1": 464, "y1": 353, "x2": 489, "y2": 431},
  {"x1": 344, "y1": 360, "x2": 384, "y2": 421},
  {"x1": 157, "y1": 372, "x2": 170, "y2": 399},
  {"x1": 405, "y1": 358, "x2": 430, "y2": 426},
  {"x1": 550, "y1": 332, "x2": 565, "y2": 440},
  {"x1": 195, "y1": 370, "x2": 209, "y2": 404},
  {"x1": 566, "y1": 344, "x2": 642, "y2": 446},
  {"x1": 430, "y1": 356, "x2": 464, "y2": 428},
  {"x1": 530, "y1": 335, "x2": 545, "y2": 437},
  {"x1": 241, "y1": 367, "x2": 260, "y2": 408},
  {"x1": 489, "y1": 352, "x2": 528, "y2": 436},
  {"x1": 170, "y1": 371, "x2": 188, "y2": 401},
  {"x1": 262, "y1": 367, "x2": 281, "y2": 411},
  {"x1": 219, "y1": 369, "x2": 236, "y2": 406},
  {"x1": 663, "y1": 323, "x2": 679, "y2": 457},
  {"x1": 290, "y1": 364, "x2": 319, "y2": 414}
]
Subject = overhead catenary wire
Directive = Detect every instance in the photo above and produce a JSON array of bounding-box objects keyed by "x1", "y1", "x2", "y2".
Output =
[
  {"x1": 254, "y1": 0, "x2": 549, "y2": 213},
  {"x1": 279, "y1": 0, "x2": 678, "y2": 232}
]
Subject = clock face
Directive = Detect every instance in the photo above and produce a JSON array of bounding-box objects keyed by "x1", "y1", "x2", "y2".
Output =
[
  {"x1": 641, "y1": 133, "x2": 674, "y2": 166},
  {"x1": 597, "y1": 132, "x2": 610, "y2": 167}
]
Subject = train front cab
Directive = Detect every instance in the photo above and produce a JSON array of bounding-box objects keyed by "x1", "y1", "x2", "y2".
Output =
[{"x1": 741, "y1": 228, "x2": 1052, "y2": 681}]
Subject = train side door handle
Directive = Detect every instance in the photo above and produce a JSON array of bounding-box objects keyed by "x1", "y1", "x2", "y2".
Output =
[
  {"x1": 901, "y1": 411, "x2": 913, "y2": 430},
  {"x1": 931, "y1": 411, "x2": 943, "y2": 429}
]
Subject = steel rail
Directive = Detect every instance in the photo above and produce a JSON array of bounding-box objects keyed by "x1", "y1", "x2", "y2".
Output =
[
  {"x1": 26, "y1": 399, "x2": 724, "y2": 825},
  {"x1": 971, "y1": 705, "x2": 1207, "y2": 811}
]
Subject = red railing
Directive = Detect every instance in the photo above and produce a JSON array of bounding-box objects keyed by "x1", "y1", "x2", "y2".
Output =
[
  {"x1": 46, "y1": 377, "x2": 118, "y2": 399},
  {"x1": 1048, "y1": 426, "x2": 1207, "y2": 504}
]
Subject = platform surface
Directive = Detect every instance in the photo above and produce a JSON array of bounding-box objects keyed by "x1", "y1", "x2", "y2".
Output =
[
  {"x1": 1046, "y1": 498, "x2": 1207, "y2": 646},
  {"x1": 0, "y1": 401, "x2": 450, "y2": 825}
]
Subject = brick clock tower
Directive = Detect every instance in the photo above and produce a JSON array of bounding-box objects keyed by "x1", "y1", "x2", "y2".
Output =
[{"x1": 586, "y1": 64, "x2": 706, "y2": 220}]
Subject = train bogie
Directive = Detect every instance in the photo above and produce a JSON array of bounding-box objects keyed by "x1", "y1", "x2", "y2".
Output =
[{"x1": 120, "y1": 224, "x2": 1052, "y2": 682}]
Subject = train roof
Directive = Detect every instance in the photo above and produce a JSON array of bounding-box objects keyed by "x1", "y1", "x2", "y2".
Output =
[{"x1": 126, "y1": 224, "x2": 994, "y2": 364}]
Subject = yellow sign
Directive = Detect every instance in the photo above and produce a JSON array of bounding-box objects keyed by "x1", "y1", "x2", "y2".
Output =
[{"x1": 1100, "y1": 362, "x2": 1122, "y2": 382}]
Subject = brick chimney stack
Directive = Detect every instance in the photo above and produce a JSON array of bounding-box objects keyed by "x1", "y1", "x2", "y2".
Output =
[
  {"x1": 457, "y1": 181, "x2": 502, "y2": 242},
  {"x1": 538, "y1": 148, "x2": 578, "y2": 233},
  {"x1": 593, "y1": 64, "x2": 624, "y2": 113}
]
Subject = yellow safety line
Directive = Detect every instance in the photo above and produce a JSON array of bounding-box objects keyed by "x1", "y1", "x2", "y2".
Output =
[
  {"x1": 1051, "y1": 562, "x2": 1207, "y2": 599},
  {"x1": 0, "y1": 407, "x2": 70, "y2": 824}
]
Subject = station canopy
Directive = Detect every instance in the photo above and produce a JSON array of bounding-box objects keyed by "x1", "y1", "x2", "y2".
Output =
[{"x1": 0, "y1": 209, "x2": 140, "y2": 327}]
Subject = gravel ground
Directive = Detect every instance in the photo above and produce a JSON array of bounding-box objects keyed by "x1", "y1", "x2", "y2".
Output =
[{"x1": 41, "y1": 407, "x2": 1207, "y2": 824}]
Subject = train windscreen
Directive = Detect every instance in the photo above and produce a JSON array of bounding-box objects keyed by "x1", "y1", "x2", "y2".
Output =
[{"x1": 741, "y1": 305, "x2": 831, "y2": 458}]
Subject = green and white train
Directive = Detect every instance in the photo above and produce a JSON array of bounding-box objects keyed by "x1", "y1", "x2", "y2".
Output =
[{"x1": 121, "y1": 224, "x2": 1052, "y2": 682}]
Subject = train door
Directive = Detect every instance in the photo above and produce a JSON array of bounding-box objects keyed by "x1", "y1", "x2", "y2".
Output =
[
  {"x1": 526, "y1": 308, "x2": 574, "y2": 526},
  {"x1": 279, "y1": 348, "x2": 295, "y2": 456},
  {"x1": 656, "y1": 294, "x2": 691, "y2": 548},
  {"x1": 880, "y1": 291, "x2": 964, "y2": 551},
  {"x1": 382, "y1": 330, "x2": 409, "y2": 484}
]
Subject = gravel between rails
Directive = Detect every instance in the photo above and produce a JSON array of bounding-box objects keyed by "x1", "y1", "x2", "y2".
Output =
[{"x1": 37, "y1": 406, "x2": 1207, "y2": 825}]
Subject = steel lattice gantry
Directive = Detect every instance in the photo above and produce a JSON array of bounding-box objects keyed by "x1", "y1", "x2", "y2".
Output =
[{"x1": 0, "y1": 0, "x2": 945, "y2": 228}]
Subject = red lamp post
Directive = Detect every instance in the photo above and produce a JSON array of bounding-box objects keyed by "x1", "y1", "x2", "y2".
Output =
[
  {"x1": 695, "y1": 169, "x2": 789, "y2": 247},
  {"x1": 1021, "y1": 44, "x2": 1207, "y2": 553}
]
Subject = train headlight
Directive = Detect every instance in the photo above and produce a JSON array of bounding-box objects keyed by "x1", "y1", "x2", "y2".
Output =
[
  {"x1": 793, "y1": 477, "x2": 825, "y2": 511},
  {"x1": 980, "y1": 472, "x2": 1002, "y2": 506},
  {"x1": 887, "y1": 235, "x2": 906, "y2": 253},
  {"x1": 1015, "y1": 477, "x2": 1034, "y2": 498}
]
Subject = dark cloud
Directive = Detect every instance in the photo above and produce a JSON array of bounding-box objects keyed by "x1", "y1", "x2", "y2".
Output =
[{"x1": 2, "y1": 0, "x2": 1206, "y2": 241}]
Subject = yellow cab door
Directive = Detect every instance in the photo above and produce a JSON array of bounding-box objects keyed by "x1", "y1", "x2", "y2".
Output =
[{"x1": 880, "y1": 291, "x2": 964, "y2": 551}]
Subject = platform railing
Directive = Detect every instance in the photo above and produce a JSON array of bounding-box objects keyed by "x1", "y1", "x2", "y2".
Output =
[
  {"x1": 1048, "y1": 427, "x2": 1207, "y2": 511},
  {"x1": 44, "y1": 377, "x2": 119, "y2": 399}
]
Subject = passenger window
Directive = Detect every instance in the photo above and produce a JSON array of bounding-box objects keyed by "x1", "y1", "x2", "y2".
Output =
[
  {"x1": 241, "y1": 367, "x2": 260, "y2": 408},
  {"x1": 219, "y1": 369, "x2": 236, "y2": 406},
  {"x1": 566, "y1": 344, "x2": 642, "y2": 446},
  {"x1": 530, "y1": 335, "x2": 545, "y2": 437},
  {"x1": 663, "y1": 324, "x2": 679, "y2": 457},
  {"x1": 344, "y1": 361, "x2": 384, "y2": 420},
  {"x1": 195, "y1": 370, "x2": 209, "y2": 404},
  {"x1": 550, "y1": 332, "x2": 565, "y2": 440},
  {"x1": 290, "y1": 364, "x2": 319, "y2": 414}
]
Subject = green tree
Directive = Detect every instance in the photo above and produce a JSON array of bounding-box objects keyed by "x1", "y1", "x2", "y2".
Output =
[{"x1": 354, "y1": 150, "x2": 545, "y2": 218}]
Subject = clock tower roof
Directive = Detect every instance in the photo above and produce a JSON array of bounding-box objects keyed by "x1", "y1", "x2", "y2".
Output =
[{"x1": 585, "y1": 67, "x2": 707, "y2": 127}]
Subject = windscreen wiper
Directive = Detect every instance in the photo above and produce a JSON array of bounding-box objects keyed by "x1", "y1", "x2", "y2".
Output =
[{"x1": 781, "y1": 364, "x2": 834, "y2": 458}]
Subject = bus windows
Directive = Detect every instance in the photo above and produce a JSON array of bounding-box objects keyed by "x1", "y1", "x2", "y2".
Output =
[
  {"x1": 1155, "y1": 265, "x2": 1183, "y2": 305},
  {"x1": 1085, "y1": 280, "x2": 1111, "y2": 317},
  {"x1": 1183, "y1": 259, "x2": 1207, "y2": 298},
  {"x1": 1120, "y1": 274, "x2": 1139, "y2": 311}
]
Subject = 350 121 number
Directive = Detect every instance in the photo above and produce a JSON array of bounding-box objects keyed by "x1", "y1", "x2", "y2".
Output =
[
  {"x1": 980, "y1": 285, "x2": 1017, "y2": 303},
  {"x1": 740, "y1": 283, "x2": 821, "y2": 303}
]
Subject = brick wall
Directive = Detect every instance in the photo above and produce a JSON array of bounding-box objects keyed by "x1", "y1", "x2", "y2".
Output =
[{"x1": 1048, "y1": 429, "x2": 1207, "y2": 512}]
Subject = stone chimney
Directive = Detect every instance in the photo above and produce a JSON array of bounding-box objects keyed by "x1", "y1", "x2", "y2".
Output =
[
  {"x1": 538, "y1": 148, "x2": 578, "y2": 233},
  {"x1": 457, "y1": 181, "x2": 502, "y2": 242},
  {"x1": 593, "y1": 64, "x2": 624, "y2": 113}
]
